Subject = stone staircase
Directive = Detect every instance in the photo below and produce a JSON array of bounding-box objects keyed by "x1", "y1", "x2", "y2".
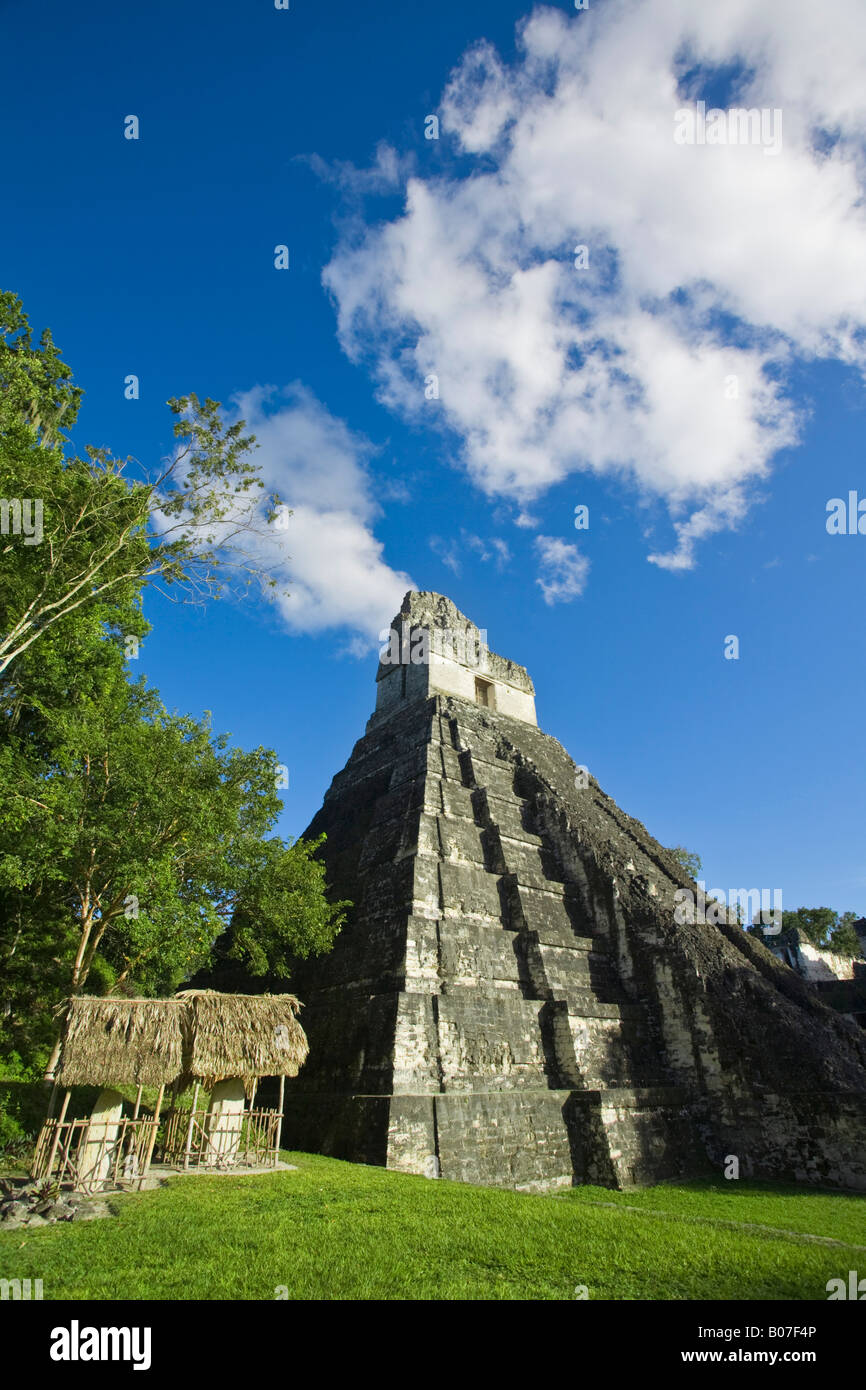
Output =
[
  {"x1": 435, "y1": 708, "x2": 693, "y2": 1186},
  {"x1": 448, "y1": 713, "x2": 670, "y2": 1089},
  {"x1": 282, "y1": 695, "x2": 701, "y2": 1190}
]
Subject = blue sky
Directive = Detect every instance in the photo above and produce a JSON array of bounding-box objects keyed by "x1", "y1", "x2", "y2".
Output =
[{"x1": 3, "y1": 0, "x2": 865, "y2": 916}]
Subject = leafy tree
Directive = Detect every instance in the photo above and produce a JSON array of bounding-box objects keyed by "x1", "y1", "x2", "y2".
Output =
[
  {"x1": 0, "y1": 670, "x2": 348, "y2": 1075},
  {"x1": 212, "y1": 835, "x2": 347, "y2": 981},
  {"x1": 0, "y1": 290, "x2": 288, "y2": 675},
  {"x1": 0, "y1": 290, "x2": 82, "y2": 448},
  {"x1": 746, "y1": 921, "x2": 798, "y2": 951},
  {"x1": 779, "y1": 907, "x2": 838, "y2": 950},
  {"x1": 825, "y1": 911, "x2": 863, "y2": 959},
  {"x1": 669, "y1": 845, "x2": 702, "y2": 879},
  {"x1": 754, "y1": 907, "x2": 865, "y2": 958},
  {"x1": 0, "y1": 555, "x2": 147, "y2": 1059},
  {"x1": 0, "y1": 291, "x2": 342, "y2": 1080}
]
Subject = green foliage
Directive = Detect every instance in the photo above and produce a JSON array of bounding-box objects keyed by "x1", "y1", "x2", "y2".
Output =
[
  {"x1": 778, "y1": 907, "x2": 863, "y2": 957},
  {"x1": 0, "y1": 668, "x2": 346, "y2": 1047},
  {"x1": 0, "y1": 291, "x2": 340, "y2": 1074},
  {"x1": 0, "y1": 1051, "x2": 51, "y2": 1154},
  {"x1": 825, "y1": 913, "x2": 863, "y2": 959},
  {"x1": 0, "y1": 290, "x2": 82, "y2": 448},
  {"x1": 0, "y1": 289, "x2": 289, "y2": 677},
  {"x1": 782, "y1": 907, "x2": 837, "y2": 947},
  {"x1": 669, "y1": 845, "x2": 702, "y2": 879},
  {"x1": 227, "y1": 834, "x2": 350, "y2": 978},
  {"x1": 0, "y1": 443, "x2": 153, "y2": 671}
]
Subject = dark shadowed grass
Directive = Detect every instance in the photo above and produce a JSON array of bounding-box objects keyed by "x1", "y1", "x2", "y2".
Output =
[{"x1": 0, "y1": 1153, "x2": 862, "y2": 1301}]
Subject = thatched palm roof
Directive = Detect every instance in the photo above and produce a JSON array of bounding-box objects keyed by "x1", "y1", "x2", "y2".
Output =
[
  {"x1": 55, "y1": 996, "x2": 184, "y2": 1089},
  {"x1": 54, "y1": 991, "x2": 309, "y2": 1095},
  {"x1": 175, "y1": 990, "x2": 308, "y2": 1096}
]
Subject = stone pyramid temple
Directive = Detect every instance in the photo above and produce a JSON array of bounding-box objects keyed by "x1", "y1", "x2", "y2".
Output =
[{"x1": 281, "y1": 592, "x2": 866, "y2": 1190}]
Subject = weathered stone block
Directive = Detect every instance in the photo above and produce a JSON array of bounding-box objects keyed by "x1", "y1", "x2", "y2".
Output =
[
  {"x1": 437, "y1": 920, "x2": 523, "y2": 990},
  {"x1": 438, "y1": 860, "x2": 504, "y2": 920}
]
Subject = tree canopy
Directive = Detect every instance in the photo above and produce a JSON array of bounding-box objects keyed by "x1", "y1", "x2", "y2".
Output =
[
  {"x1": 0, "y1": 290, "x2": 287, "y2": 676},
  {"x1": 747, "y1": 906, "x2": 863, "y2": 958},
  {"x1": 669, "y1": 845, "x2": 702, "y2": 879},
  {"x1": 0, "y1": 290, "x2": 345, "y2": 1077}
]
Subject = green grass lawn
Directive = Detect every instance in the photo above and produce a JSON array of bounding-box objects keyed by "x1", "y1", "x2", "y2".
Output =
[{"x1": 1, "y1": 1153, "x2": 863, "y2": 1301}]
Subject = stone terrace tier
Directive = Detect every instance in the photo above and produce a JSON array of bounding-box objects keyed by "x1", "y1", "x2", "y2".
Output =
[{"x1": 281, "y1": 661, "x2": 866, "y2": 1191}]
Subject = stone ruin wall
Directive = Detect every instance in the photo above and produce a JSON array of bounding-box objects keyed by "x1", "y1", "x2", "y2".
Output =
[{"x1": 281, "y1": 682, "x2": 866, "y2": 1192}]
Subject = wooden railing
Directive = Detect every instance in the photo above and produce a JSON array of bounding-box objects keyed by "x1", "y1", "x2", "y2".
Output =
[
  {"x1": 31, "y1": 1115, "x2": 160, "y2": 1193},
  {"x1": 160, "y1": 1107, "x2": 282, "y2": 1170}
]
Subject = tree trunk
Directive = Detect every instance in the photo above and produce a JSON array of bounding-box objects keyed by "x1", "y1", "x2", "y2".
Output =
[{"x1": 43, "y1": 1032, "x2": 63, "y2": 1085}]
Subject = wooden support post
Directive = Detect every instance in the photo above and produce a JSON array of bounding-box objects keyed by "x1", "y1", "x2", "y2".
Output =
[
  {"x1": 183, "y1": 1083, "x2": 200, "y2": 1170},
  {"x1": 165, "y1": 1078, "x2": 179, "y2": 1156},
  {"x1": 45, "y1": 1080, "x2": 60, "y2": 1121},
  {"x1": 140, "y1": 1084, "x2": 165, "y2": 1188},
  {"x1": 132, "y1": 1085, "x2": 143, "y2": 1120},
  {"x1": 277, "y1": 1074, "x2": 285, "y2": 1164},
  {"x1": 42, "y1": 1089, "x2": 71, "y2": 1181},
  {"x1": 247, "y1": 1080, "x2": 258, "y2": 1163}
]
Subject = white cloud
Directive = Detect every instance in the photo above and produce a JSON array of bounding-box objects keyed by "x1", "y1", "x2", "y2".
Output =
[
  {"x1": 323, "y1": 0, "x2": 866, "y2": 571},
  {"x1": 430, "y1": 534, "x2": 463, "y2": 574},
  {"x1": 534, "y1": 536, "x2": 589, "y2": 604},
  {"x1": 307, "y1": 141, "x2": 411, "y2": 200},
  {"x1": 465, "y1": 531, "x2": 511, "y2": 568},
  {"x1": 224, "y1": 384, "x2": 413, "y2": 646},
  {"x1": 490, "y1": 537, "x2": 511, "y2": 568},
  {"x1": 430, "y1": 529, "x2": 512, "y2": 576}
]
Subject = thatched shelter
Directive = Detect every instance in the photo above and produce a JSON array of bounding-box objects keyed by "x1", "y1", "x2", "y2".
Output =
[
  {"x1": 34, "y1": 989, "x2": 309, "y2": 1190},
  {"x1": 52, "y1": 990, "x2": 308, "y2": 1095},
  {"x1": 175, "y1": 989, "x2": 308, "y2": 1096},
  {"x1": 55, "y1": 996, "x2": 185, "y2": 1090},
  {"x1": 34, "y1": 996, "x2": 184, "y2": 1195}
]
